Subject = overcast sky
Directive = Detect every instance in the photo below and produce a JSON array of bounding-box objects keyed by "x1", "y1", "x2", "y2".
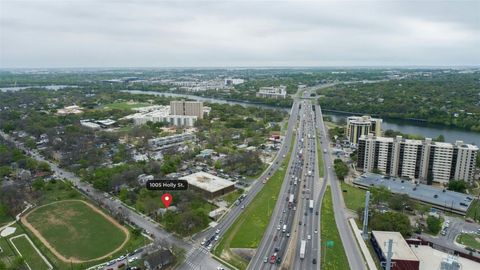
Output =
[{"x1": 1, "y1": 0, "x2": 479, "y2": 68}]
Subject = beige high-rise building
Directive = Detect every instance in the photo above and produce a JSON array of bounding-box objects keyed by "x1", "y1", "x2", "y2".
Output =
[
  {"x1": 346, "y1": 115, "x2": 382, "y2": 145},
  {"x1": 170, "y1": 100, "x2": 204, "y2": 119},
  {"x1": 357, "y1": 134, "x2": 478, "y2": 184}
]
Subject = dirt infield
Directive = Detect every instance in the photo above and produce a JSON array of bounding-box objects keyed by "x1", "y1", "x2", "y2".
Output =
[{"x1": 21, "y1": 200, "x2": 130, "y2": 264}]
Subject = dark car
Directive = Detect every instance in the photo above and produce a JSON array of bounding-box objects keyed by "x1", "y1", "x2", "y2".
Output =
[{"x1": 312, "y1": 258, "x2": 317, "y2": 264}]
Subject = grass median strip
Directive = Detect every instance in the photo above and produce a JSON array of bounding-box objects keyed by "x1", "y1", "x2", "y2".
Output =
[
  {"x1": 214, "y1": 134, "x2": 295, "y2": 269},
  {"x1": 316, "y1": 135, "x2": 324, "y2": 178},
  {"x1": 321, "y1": 186, "x2": 350, "y2": 270}
]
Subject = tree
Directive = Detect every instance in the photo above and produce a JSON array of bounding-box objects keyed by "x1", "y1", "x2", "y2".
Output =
[
  {"x1": 370, "y1": 186, "x2": 391, "y2": 205},
  {"x1": 434, "y1": 134, "x2": 445, "y2": 142},
  {"x1": 0, "y1": 166, "x2": 12, "y2": 178},
  {"x1": 333, "y1": 159, "x2": 349, "y2": 180},
  {"x1": 37, "y1": 161, "x2": 51, "y2": 172},
  {"x1": 447, "y1": 180, "x2": 468, "y2": 193},
  {"x1": 32, "y1": 179, "x2": 45, "y2": 191},
  {"x1": 370, "y1": 211, "x2": 412, "y2": 237},
  {"x1": 426, "y1": 216, "x2": 442, "y2": 234},
  {"x1": 388, "y1": 193, "x2": 413, "y2": 211}
]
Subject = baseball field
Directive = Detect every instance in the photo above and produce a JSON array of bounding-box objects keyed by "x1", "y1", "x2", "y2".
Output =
[{"x1": 21, "y1": 200, "x2": 129, "y2": 263}]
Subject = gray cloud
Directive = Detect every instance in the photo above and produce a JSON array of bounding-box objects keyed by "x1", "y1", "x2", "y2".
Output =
[{"x1": 0, "y1": 0, "x2": 479, "y2": 68}]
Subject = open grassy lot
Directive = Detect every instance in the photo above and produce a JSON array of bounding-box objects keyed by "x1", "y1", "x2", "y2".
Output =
[
  {"x1": 321, "y1": 186, "x2": 350, "y2": 270},
  {"x1": 0, "y1": 233, "x2": 19, "y2": 268},
  {"x1": 457, "y1": 233, "x2": 480, "y2": 250},
  {"x1": 220, "y1": 189, "x2": 245, "y2": 206},
  {"x1": 23, "y1": 200, "x2": 128, "y2": 262},
  {"x1": 102, "y1": 101, "x2": 151, "y2": 110},
  {"x1": 340, "y1": 182, "x2": 366, "y2": 211},
  {"x1": 10, "y1": 235, "x2": 51, "y2": 270},
  {"x1": 466, "y1": 199, "x2": 480, "y2": 222},
  {"x1": 213, "y1": 134, "x2": 295, "y2": 269}
]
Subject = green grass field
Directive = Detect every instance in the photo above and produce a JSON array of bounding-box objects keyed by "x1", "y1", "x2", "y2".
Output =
[
  {"x1": 340, "y1": 182, "x2": 366, "y2": 211},
  {"x1": 321, "y1": 186, "x2": 350, "y2": 270},
  {"x1": 220, "y1": 189, "x2": 245, "y2": 206},
  {"x1": 11, "y1": 235, "x2": 50, "y2": 270},
  {"x1": 102, "y1": 102, "x2": 151, "y2": 110},
  {"x1": 24, "y1": 200, "x2": 127, "y2": 261},
  {"x1": 316, "y1": 135, "x2": 324, "y2": 178},
  {"x1": 466, "y1": 199, "x2": 480, "y2": 222},
  {"x1": 457, "y1": 233, "x2": 480, "y2": 250},
  {"x1": 214, "y1": 134, "x2": 295, "y2": 269}
]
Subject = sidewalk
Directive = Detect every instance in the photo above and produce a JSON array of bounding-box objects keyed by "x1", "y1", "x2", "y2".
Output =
[{"x1": 348, "y1": 218, "x2": 378, "y2": 270}]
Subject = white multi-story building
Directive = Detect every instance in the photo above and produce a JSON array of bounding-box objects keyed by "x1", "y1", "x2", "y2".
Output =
[
  {"x1": 357, "y1": 134, "x2": 478, "y2": 184},
  {"x1": 121, "y1": 105, "x2": 198, "y2": 127},
  {"x1": 256, "y1": 86, "x2": 287, "y2": 99},
  {"x1": 346, "y1": 115, "x2": 382, "y2": 145},
  {"x1": 170, "y1": 101, "x2": 204, "y2": 119}
]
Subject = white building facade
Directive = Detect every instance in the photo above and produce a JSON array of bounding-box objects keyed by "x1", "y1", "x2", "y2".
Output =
[{"x1": 357, "y1": 134, "x2": 478, "y2": 184}]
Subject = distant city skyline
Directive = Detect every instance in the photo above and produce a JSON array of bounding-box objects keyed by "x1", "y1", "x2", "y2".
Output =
[{"x1": 1, "y1": 0, "x2": 479, "y2": 68}]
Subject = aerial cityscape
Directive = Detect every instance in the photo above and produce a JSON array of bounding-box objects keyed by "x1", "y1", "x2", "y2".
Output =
[{"x1": 0, "y1": 1, "x2": 479, "y2": 270}]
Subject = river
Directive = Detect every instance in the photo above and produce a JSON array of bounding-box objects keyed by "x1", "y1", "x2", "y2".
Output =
[
  {"x1": 0, "y1": 85, "x2": 78, "y2": 92},
  {"x1": 124, "y1": 90, "x2": 479, "y2": 146}
]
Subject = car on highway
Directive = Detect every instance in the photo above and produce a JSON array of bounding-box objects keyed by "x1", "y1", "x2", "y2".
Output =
[
  {"x1": 307, "y1": 235, "x2": 311, "y2": 240},
  {"x1": 270, "y1": 254, "x2": 277, "y2": 264},
  {"x1": 215, "y1": 228, "x2": 220, "y2": 234},
  {"x1": 312, "y1": 258, "x2": 317, "y2": 264},
  {"x1": 314, "y1": 229, "x2": 318, "y2": 234},
  {"x1": 263, "y1": 257, "x2": 268, "y2": 263}
]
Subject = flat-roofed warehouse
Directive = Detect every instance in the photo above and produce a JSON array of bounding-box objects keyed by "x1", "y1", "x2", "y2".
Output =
[
  {"x1": 371, "y1": 231, "x2": 420, "y2": 270},
  {"x1": 179, "y1": 172, "x2": 235, "y2": 199}
]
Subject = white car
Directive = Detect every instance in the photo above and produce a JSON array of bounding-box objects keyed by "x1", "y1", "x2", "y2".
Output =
[
  {"x1": 314, "y1": 230, "x2": 318, "y2": 234},
  {"x1": 307, "y1": 235, "x2": 311, "y2": 240},
  {"x1": 215, "y1": 229, "x2": 220, "y2": 234},
  {"x1": 128, "y1": 258, "x2": 137, "y2": 263},
  {"x1": 201, "y1": 238, "x2": 206, "y2": 245},
  {"x1": 277, "y1": 225, "x2": 281, "y2": 231},
  {"x1": 215, "y1": 235, "x2": 219, "y2": 241}
]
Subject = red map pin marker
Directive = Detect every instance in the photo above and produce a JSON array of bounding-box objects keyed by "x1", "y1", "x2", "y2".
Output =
[{"x1": 161, "y1": 193, "x2": 172, "y2": 209}]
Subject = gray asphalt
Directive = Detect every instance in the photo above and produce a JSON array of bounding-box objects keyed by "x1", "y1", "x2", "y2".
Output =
[
  {"x1": 314, "y1": 102, "x2": 367, "y2": 270},
  {"x1": 0, "y1": 131, "x2": 226, "y2": 270},
  {"x1": 247, "y1": 99, "x2": 304, "y2": 269}
]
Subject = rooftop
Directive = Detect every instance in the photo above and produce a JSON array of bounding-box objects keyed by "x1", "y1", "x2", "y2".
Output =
[
  {"x1": 411, "y1": 245, "x2": 480, "y2": 270},
  {"x1": 179, "y1": 171, "x2": 234, "y2": 193},
  {"x1": 354, "y1": 173, "x2": 473, "y2": 213},
  {"x1": 372, "y1": 231, "x2": 419, "y2": 261}
]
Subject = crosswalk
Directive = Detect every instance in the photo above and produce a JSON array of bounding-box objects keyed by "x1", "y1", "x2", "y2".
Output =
[{"x1": 183, "y1": 245, "x2": 212, "y2": 269}]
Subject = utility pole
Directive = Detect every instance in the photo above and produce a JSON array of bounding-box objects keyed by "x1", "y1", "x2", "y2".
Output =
[
  {"x1": 362, "y1": 191, "x2": 370, "y2": 240},
  {"x1": 385, "y1": 239, "x2": 393, "y2": 270}
]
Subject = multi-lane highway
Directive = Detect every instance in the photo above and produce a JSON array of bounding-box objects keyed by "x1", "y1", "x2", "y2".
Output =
[
  {"x1": 185, "y1": 101, "x2": 301, "y2": 269},
  {"x1": 314, "y1": 100, "x2": 367, "y2": 270},
  {"x1": 290, "y1": 98, "x2": 327, "y2": 269}
]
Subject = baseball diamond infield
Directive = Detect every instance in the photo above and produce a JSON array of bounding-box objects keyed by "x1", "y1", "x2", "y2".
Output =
[{"x1": 21, "y1": 200, "x2": 130, "y2": 263}]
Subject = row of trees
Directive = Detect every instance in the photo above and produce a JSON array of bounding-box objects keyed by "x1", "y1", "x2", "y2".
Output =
[{"x1": 317, "y1": 72, "x2": 480, "y2": 131}]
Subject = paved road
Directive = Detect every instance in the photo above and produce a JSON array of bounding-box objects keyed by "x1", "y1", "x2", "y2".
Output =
[
  {"x1": 418, "y1": 216, "x2": 480, "y2": 259},
  {"x1": 314, "y1": 102, "x2": 367, "y2": 270},
  {"x1": 0, "y1": 131, "x2": 226, "y2": 270},
  {"x1": 290, "y1": 97, "x2": 327, "y2": 269},
  {"x1": 186, "y1": 101, "x2": 301, "y2": 270},
  {"x1": 247, "y1": 99, "x2": 305, "y2": 269}
]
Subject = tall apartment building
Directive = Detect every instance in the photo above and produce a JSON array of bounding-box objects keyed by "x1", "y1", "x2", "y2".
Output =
[
  {"x1": 256, "y1": 86, "x2": 287, "y2": 99},
  {"x1": 170, "y1": 101, "x2": 204, "y2": 119},
  {"x1": 357, "y1": 134, "x2": 478, "y2": 184},
  {"x1": 346, "y1": 115, "x2": 382, "y2": 145}
]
